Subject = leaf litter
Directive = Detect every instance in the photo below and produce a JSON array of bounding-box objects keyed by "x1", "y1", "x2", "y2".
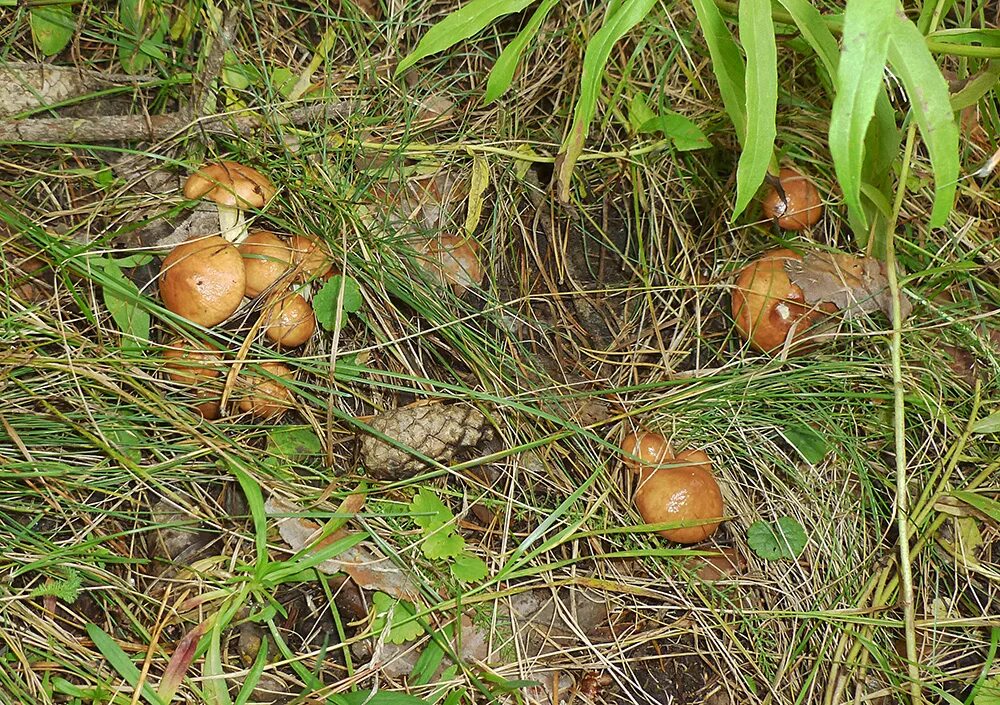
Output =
[{"x1": 784, "y1": 251, "x2": 913, "y2": 321}]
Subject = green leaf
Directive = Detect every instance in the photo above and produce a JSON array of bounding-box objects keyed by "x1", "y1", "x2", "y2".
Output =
[
  {"x1": 422, "y1": 531, "x2": 465, "y2": 560},
  {"x1": 690, "y1": 0, "x2": 747, "y2": 141},
  {"x1": 450, "y1": 552, "x2": 488, "y2": 583},
  {"x1": 30, "y1": 4, "x2": 75, "y2": 56},
  {"x1": 464, "y1": 154, "x2": 491, "y2": 236},
  {"x1": 313, "y1": 275, "x2": 363, "y2": 331},
  {"x1": 555, "y1": 0, "x2": 658, "y2": 201},
  {"x1": 396, "y1": 0, "x2": 539, "y2": 76},
  {"x1": 371, "y1": 593, "x2": 424, "y2": 644},
  {"x1": 776, "y1": 0, "x2": 840, "y2": 80},
  {"x1": 829, "y1": 0, "x2": 895, "y2": 233},
  {"x1": 733, "y1": 0, "x2": 777, "y2": 220},
  {"x1": 975, "y1": 676, "x2": 1000, "y2": 705},
  {"x1": 411, "y1": 489, "x2": 453, "y2": 532},
  {"x1": 628, "y1": 93, "x2": 657, "y2": 133},
  {"x1": 271, "y1": 67, "x2": 298, "y2": 98},
  {"x1": 640, "y1": 112, "x2": 711, "y2": 151},
  {"x1": 484, "y1": 0, "x2": 559, "y2": 103},
  {"x1": 952, "y1": 491, "x2": 1000, "y2": 524},
  {"x1": 333, "y1": 690, "x2": 434, "y2": 705},
  {"x1": 781, "y1": 424, "x2": 831, "y2": 465},
  {"x1": 101, "y1": 259, "x2": 150, "y2": 356},
  {"x1": 267, "y1": 426, "x2": 323, "y2": 460},
  {"x1": 972, "y1": 411, "x2": 1000, "y2": 435},
  {"x1": 747, "y1": 517, "x2": 808, "y2": 561},
  {"x1": 29, "y1": 569, "x2": 81, "y2": 604},
  {"x1": 886, "y1": 14, "x2": 959, "y2": 229},
  {"x1": 86, "y1": 624, "x2": 166, "y2": 705}
]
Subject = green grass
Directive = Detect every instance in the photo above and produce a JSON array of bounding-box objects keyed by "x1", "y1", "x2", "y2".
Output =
[{"x1": 2, "y1": 1, "x2": 999, "y2": 704}]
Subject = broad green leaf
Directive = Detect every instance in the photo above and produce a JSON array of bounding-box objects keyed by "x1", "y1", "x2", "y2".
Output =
[
  {"x1": 952, "y1": 490, "x2": 1000, "y2": 523},
  {"x1": 690, "y1": 0, "x2": 747, "y2": 141},
  {"x1": 30, "y1": 5, "x2": 75, "y2": 56},
  {"x1": 371, "y1": 593, "x2": 424, "y2": 644},
  {"x1": 313, "y1": 275, "x2": 363, "y2": 330},
  {"x1": 101, "y1": 259, "x2": 150, "y2": 356},
  {"x1": 271, "y1": 67, "x2": 298, "y2": 98},
  {"x1": 396, "y1": 0, "x2": 539, "y2": 76},
  {"x1": 86, "y1": 624, "x2": 166, "y2": 705},
  {"x1": 555, "y1": 0, "x2": 658, "y2": 201},
  {"x1": 450, "y1": 552, "x2": 488, "y2": 583},
  {"x1": 464, "y1": 154, "x2": 491, "y2": 236},
  {"x1": 971, "y1": 411, "x2": 1000, "y2": 434},
  {"x1": 781, "y1": 424, "x2": 831, "y2": 465},
  {"x1": 856, "y1": 87, "x2": 900, "y2": 258},
  {"x1": 267, "y1": 426, "x2": 323, "y2": 460},
  {"x1": 484, "y1": 0, "x2": 559, "y2": 103},
  {"x1": 829, "y1": 0, "x2": 895, "y2": 232},
  {"x1": 422, "y1": 531, "x2": 465, "y2": 560},
  {"x1": 640, "y1": 112, "x2": 711, "y2": 151},
  {"x1": 733, "y1": 0, "x2": 777, "y2": 219},
  {"x1": 887, "y1": 14, "x2": 959, "y2": 228},
  {"x1": 628, "y1": 93, "x2": 657, "y2": 133},
  {"x1": 411, "y1": 488, "x2": 453, "y2": 531},
  {"x1": 747, "y1": 517, "x2": 808, "y2": 561}
]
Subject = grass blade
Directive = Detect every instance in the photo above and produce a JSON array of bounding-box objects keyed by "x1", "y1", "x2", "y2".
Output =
[
  {"x1": 690, "y1": 0, "x2": 746, "y2": 140},
  {"x1": 887, "y1": 14, "x2": 959, "y2": 228},
  {"x1": 555, "y1": 0, "x2": 658, "y2": 201},
  {"x1": 85, "y1": 624, "x2": 165, "y2": 705},
  {"x1": 484, "y1": 0, "x2": 559, "y2": 103},
  {"x1": 395, "y1": 0, "x2": 539, "y2": 76},
  {"x1": 829, "y1": 0, "x2": 895, "y2": 232},
  {"x1": 733, "y1": 0, "x2": 777, "y2": 219}
]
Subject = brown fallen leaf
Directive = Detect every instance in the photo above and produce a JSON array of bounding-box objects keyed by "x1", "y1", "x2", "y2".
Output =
[
  {"x1": 784, "y1": 251, "x2": 913, "y2": 321},
  {"x1": 265, "y1": 496, "x2": 423, "y2": 601}
]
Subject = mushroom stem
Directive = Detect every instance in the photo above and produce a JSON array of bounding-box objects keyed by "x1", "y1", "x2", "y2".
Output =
[{"x1": 218, "y1": 205, "x2": 246, "y2": 244}]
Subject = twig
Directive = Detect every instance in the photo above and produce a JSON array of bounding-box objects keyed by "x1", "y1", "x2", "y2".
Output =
[{"x1": 0, "y1": 102, "x2": 354, "y2": 144}]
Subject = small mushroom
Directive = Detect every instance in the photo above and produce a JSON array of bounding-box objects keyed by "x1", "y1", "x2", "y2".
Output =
[
  {"x1": 731, "y1": 248, "x2": 837, "y2": 355},
  {"x1": 238, "y1": 230, "x2": 293, "y2": 298},
  {"x1": 762, "y1": 168, "x2": 823, "y2": 231},
  {"x1": 621, "y1": 430, "x2": 674, "y2": 476},
  {"x1": 237, "y1": 361, "x2": 295, "y2": 419},
  {"x1": 261, "y1": 291, "x2": 315, "y2": 348},
  {"x1": 159, "y1": 236, "x2": 246, "y2": 327},
  {"x1": 288, "y1": 234, "x2": 333, "y2": 283},
  {"x1": 632, "y1": 449, "x2": 724, "y2": 544},
  {"x1": 183, "y1": 161, "x2": 276, "y2": 244},
  {"x1": 161, "y1": 338, "x2": 224, "y2": 420},
  {"x1": 415, "y1": 234, "x2": 484, "y2": 294}
]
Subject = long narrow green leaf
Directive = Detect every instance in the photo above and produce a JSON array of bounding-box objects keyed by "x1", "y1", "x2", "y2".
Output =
[
  {"x1": 690, "y1": 0, "x2": 747, "y2": 140},
  {"x1": 555, "y1": 0, "x2": 657, "y2": 201},
  {"x1": 887, "y1": 13, "x2": 959, "y2": 228},
  {"x1": 85, "y1": 624, "x2": 165, "y2": 705},
  {"x1": 733, "y1": 0, "x2": 777, "y2": 219},
  {"x1": 484, "y1": 0, "x2": 559, "y2": 103},
  {"x1": 952, "y1": 490, "x2": 1000, "y2": 523},
  {"x1": 395, "y1": 0, "x2": 539, "y2": 76},
  {"x1": 776, "y1": 0, "x2": 840, "y2": 78},
  {"x1": 829, "y1": 0, "x2": 895, "y2": 231},
  {"x1": 950, "y1": 59, "x2": 999, "y2": 111}
]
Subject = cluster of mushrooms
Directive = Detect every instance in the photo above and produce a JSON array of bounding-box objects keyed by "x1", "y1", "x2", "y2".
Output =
[
  {"x1": 619, "y1": 167, "x2": 846, "y2": 545},
  {"x1": 158, "y1": 161, "x2": 331, "y2": 420}
]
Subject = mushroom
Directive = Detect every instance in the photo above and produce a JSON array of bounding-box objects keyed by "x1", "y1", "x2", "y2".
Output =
[
  {"x1": 239, "y1": 230, "x2": 293, "y2": 298},
  {"x1": 632, "y1": 449, "x2": 724, "y2": 544},
  {"x1": 288, "y1": 234, "x2": 333, "y2": 283},
  {"x1": 237, "y1": 361, "x2": 295, "y2": 419},
  {"x1": 159, "y1": 235, "x2": 246, "y2": 327},
  {"x1": 731, "y1": 248, "x2": 837, "y2": 355},
  {"x1": 415, "y1": 234, "x2": 484, "y2": 294},
  {"x1": 183, "y1": 161, "x2": 276, "y2": 244},
  {"x1": 261, "y1": 291, "x2": 315, "y2": 348},
  {"x1": 762, "y1": 168, "x2": 823, "y2": 231},
  {"x1": 621, "y1": 430, "x2": 673, "y2": 475},
  {"x1": 161, "y1": 338, "x2": 224, "y2": 419}
]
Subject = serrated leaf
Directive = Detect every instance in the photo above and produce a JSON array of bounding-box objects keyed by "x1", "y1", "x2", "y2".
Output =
[
  {"x1": 396, "y1": 0, "x2": 539, "y2": 76},
  {"x1": 313, "y1": 275, "x2": 362, "y2": 331},
  {"x1": 411, "y1": 488, "x2": 453, "y2": 531},
  {"x1": 782, "y1": 424, "x2": 831, "y2": 465},
  {"x1": 464, "y1": 154, "x2": 490, "y2": 236},
  {"x1": 690, "y1": 0, "x2": 747, "y2": 141},
  {"x1": 371, "y1": 593, "x2": 424, "y2": 644},
  {"x1": 450, "y1": 552, "x2": 488, "y2": 583},
  {"x1": 556, "y1": 0, "x2": 658, "y2": 201},
  {"x1": 30, "y1": 5, "x2": 75, "y2": 56},
  {"x1": 484, "y1": 0, "x2": 559, "y2": 103},
  {"x1": 829, "y1": 0, "x2": 895, "y2": 232},
  {"x1": 747, "y1": 517, "x2": 807, "y2": 561},
  {"x1": 733, "y1": 0, "x2": 777, "y2": 220},
  {"x1": 267, "y1": 426, "x2": 322, "y2": 460},
  {"x1": 422, "y1": 531, "x2": 465, "y2": 560},
  {"x1": 887, "y1": 14, "x2": 959, "y2": 229},
  {"x1": 975, "y1": 676, "x2": 1000, "y2": 705}
]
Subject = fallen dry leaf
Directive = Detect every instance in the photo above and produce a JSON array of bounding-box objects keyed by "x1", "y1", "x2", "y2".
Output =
[
  {"x1": 784, "y1": 251, "x2": 913, "y2": 321},
  {"x1": 265, "y1": 496, "x2": 423, "y2": 601}
]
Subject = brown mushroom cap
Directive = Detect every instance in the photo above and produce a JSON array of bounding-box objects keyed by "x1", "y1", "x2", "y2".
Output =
[
  {"x1": 238, "y1": 361, "x2": 294, "y2": 419},
  {"x1": 621, "y1": 431, "x2": 674, "y2": 474},
  {"x1": 162, "y1": 339, "x2": 224, "y2": 420},
  {"x1": 633, "y1": 449, "x2": 724, "y2": 544},
  {"x1": 159, "y1": 236, "x2": 246, "y2": 327},
  {"x1": 416, "y1": 235, "x2": 484, "y2": 293},
  {"x1": 239, "y1": 230, "x2": 293, "y2": 297},
  {"x1": 262, "y1": 292, "x2": 315, "y2": 348},
  {"x1": 288, "y1": 234, "x2": 332, "y2": 281},
  {"x1": 183, "y1": 161, "x2": 276, "y2": 209},
  {"x1": 731, "y1": 248, "x2": 836, "y2": 355},
  {"x1": 762, "y1": 168, "x2": 823, "y2": 231}
]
